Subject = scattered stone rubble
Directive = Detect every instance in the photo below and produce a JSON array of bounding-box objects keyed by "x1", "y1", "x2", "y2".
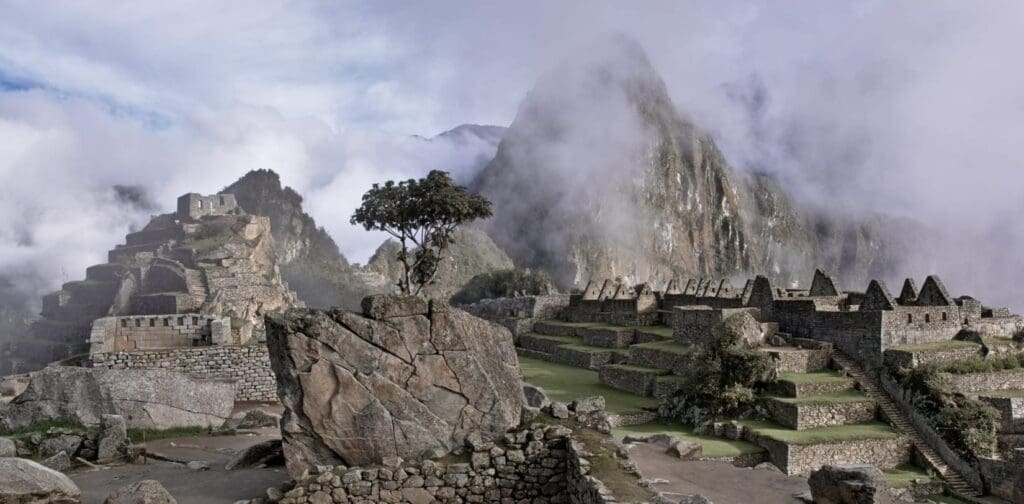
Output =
[{"x1": 0, "y1": 457, "x2": 82, "y2": 504}]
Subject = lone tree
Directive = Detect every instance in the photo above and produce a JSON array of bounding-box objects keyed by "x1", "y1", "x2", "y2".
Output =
[{"x1": 351, "y1": 170, "x2": 492, "y2": 295}]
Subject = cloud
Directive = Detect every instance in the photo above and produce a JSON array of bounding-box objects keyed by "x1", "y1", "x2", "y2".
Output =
[{"x1": 0, "y1": 1, "x2": 1023, "y2": 311}]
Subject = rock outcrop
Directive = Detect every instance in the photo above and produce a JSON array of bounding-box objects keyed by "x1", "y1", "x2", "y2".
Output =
[
  {"x1": 104, "y1": 480, "x2": 177, "y2": 504},
  {"x1": 0, "y1": 367, "x2": 234, "y2": 431},
  {"x1": 808, "y1": 464, "x2": 892, "y2": 504},
  {"x1": 0, "y1": 457, "x2": 81, "y2": 504},
  {"x1": 265, "y1": 295, "x2": 525, "y2": 477}
]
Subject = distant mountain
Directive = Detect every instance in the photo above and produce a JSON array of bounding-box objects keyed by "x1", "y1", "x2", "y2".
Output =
[
  {"x1": 431, "y1": 124, "x2": 506, "y2": 146},
  {"x1": 473, "y1": 35, "x2": 924, "y2": 290}
]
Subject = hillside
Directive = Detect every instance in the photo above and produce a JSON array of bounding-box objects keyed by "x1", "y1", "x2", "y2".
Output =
[{"x1": 473, "y1": 35, "x2": 922, "y2": 290}]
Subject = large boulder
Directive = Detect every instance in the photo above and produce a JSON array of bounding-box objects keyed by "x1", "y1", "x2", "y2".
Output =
[
  {"x1": 104, "y1": 480, "x2": 176, "y2": 504},
  {"x1": 266, "y1": 298, "x2": 526, "y2": 477},
  {"x1": 713, "y1": 311, "x2": 765, "y2": 347},
  {"x1": 0, "y1": 437, "x2": 16, "y2": 457},
  {"x1": 808, "y1": 464, "x2": 892, "y2": 504},
  {"x1": 0, "y1": 457, "x2": 82, "y2": 503},
  {"x1": 0, "y1": 367, "x2": 234, "y2": 431},
  {"x1": 97, "y1": 414, "x2": 128, "y2": 463},
  {"x1": 225, "y1": 439, "x2": 284, "y2": 470}
]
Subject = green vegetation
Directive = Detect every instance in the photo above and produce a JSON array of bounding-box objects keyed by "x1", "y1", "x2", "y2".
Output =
[
  {"x1": 604, "y1": 364, "x2": 668, "y2": 374},
  {"x1": 882, "y1": 464, "x2": 935, "y2": 488},
  {"x1": 767, "y1": 390, "x2": 873, "y2": 406},
  {"x1": 538, "y1": 320, "x2": 603, "y2": 328},
  {"x1": 518, "y1": 356, "x2": 658, "y2": 414},
  {"x1": 978, "y1": 389, "x2": 1024, "y2": 398},
  {"x1": 630, "y1": 339, "x2": 691, "y2": 355},
  {"x1": 450, "y1": 268, "x2": 555, "y2": 305},
  {"x1": 1014, "y1": 328, "x2": 1024, "y2": 343},
  {"x1": 895, "y1": 364, "x2": 999, "y2": 458},
  {"x1": 571, "y1": 425, "x2": 655, "y2": 501},
  {"x1": 558, "y1": 344, "x2": 629, "y2": 357},
  {"x1": 523, "y1": 333, "x2": 582, "y2": 345},
  {"x1": 777, "y1": 370, "x2": 855, "y2": 385},
  {"x1": 230, "y1": 317, "x2": 247, "y2": 330},
  {"x1": 635, "y1": 325, "x2": 674, "y2": 339},
  {"x1": 350, "y1": 170, "x2": 492, "y2": 295},
  {"x1": 938, "y1": 353, "x2": 1024, "y2": 375},
  {"x1": 737, "y1": 420, "x2": 903, "y2": 445},
  {"x1": 612, "y1": 421, "x2": 764, "y2": 458},
  {"x1": 888, "y1": 340, "x2": 980, "y2": 352},
  {"x1": 127, "y1": 425, "x2": 236, "y2": 443},
  {"x1": 659, "y1": 316, "x2": 776, "y2": 425},
  {"x1": 1, "y1": 419, "x2": 89, "y2": 438}
]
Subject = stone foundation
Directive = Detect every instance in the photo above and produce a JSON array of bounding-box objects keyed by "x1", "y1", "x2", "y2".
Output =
[
  {"x1": 277, "y1": 423, "x2": 646, "y2": 504},
  {"x1": 598, "y1": 365, "x2": 666, "y2": 396},
  {"x1": 753, "y1": 435, "x2": 912, "y2": 476},
  {"x1": 938, "y1": 370, "x2": 1024, "y2": 394},
  {"x1": 771, "y1": 379, "x2": 855, "y2": 398},
  {"x1": 765, "y1": 347, "x2": 831, "y2": 373},
  {"x1": 91, "y1": 345, "x2": 276, "y2": 401}
]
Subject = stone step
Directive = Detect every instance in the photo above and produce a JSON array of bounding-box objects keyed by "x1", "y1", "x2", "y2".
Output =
[
  {"x1": 633, "y1": 325, "x2": 674, "y2": 344},
  {"x1": 518, "y1": 333, "x2": 582, "y2": 354},
  {"x1": 761, "y1": 391, "x2": 877, "y2": 430},
  {"x1": 532, "y1": 320, "x2": 593, "y2": 337},
  {"x1": 626, "y1": 340, "x2": 694, "y2": 373},
  {"x1": 581, "y1": 326, "x2": 637, "y2": 348},
  {"x1": 549, "y1": 344, "x2": 629, "y2": 371},
  {"x1": 598, "y1": 364, "x2": 669, "y2": 396},
  {"x1": 652, "y1": 375, "x2": 688, "y2": 399},
  {"x1": 108, "y1": 242, "x2": 164, "y2": 263},
  {"x1": 85, "y1": 263, "x2": 126, "y2": 282}
]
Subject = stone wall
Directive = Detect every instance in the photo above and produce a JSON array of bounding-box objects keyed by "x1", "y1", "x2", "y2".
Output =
[
  {"x1": 882, "y1": 345, "x2": 981, "y2": 369},
  {"x1": 937, "y1": 370, "x2": 1024, "y2": 394},
  {"x1": 277, "y1": 423, "x2": 643, "y2": 504},
  {"x1": 460, "y1": 295, "x2": 571, "y2": 338},
  {"x1": 763, "y1": 399, "x2": 877, "y2": 431},
  {"x1": 91, "y1": 345, "x2": 276, "y2": 402},
  {"x1": 881, "y1": 307, "x2": 962, "y2": 348},
  {"x1": 977, "y1": 395, "x2": 1024, "y2": 433},
  {"x1": 751, "y1": 434, "x2": 911, "y2": 476},
  {"x1": 88, "y1": 314, "x2": 230, "y2": 354}
]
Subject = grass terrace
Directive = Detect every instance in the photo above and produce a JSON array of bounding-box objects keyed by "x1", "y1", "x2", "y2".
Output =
[
  {"x1": 736, "y1": 419, "x2": 903, "y2": 445},
  {"x1": 630, "y1": 339, "x2": 692, "y2": 355},
  {"x1": 977, "y1": 389, "x2": 1024, "y2": 399},
  {"x1": 635, "y1": 325, "x2": 674, "y2": 339},
  {"x1": 766, "y1": 390, "x2": 873, "y2": 406},
  {"x1": 559, "y1": 343, "x2": 630, "y2": 357},
  {"x1": 518, "y1": 356, "x2": 658, "y2": 414},
  {"x1": 523, "y1": 333, "x2": 583, "y2": 345},
  {"x1": 537, "y1": 320, "x2": 603, "y2": 328},
  {"x1": 612, "y1": 420, "x2": 764, "y2": 458},
  {"x1": 887, "y1": 340, "x2": 980, "y2": 352},
  {"x1": 777, "y1": 370, "x2": 855, "y2": 385},
  {"x1": 882, "y1": 464, "x2": 934, "y2": 489}
]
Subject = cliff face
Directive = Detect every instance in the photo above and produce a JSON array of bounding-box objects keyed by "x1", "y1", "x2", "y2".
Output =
[{"x1": 473, "y1": 35, "x2": 922, "y2": 291}]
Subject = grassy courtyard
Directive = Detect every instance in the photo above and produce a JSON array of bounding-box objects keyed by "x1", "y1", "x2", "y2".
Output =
[
  {"x1": 612, "y1": 420, "x2": 763, "y2": 458},
  {"x1": 736, "y1": 419, "x2": 904, "y2": 445},
  {"x1": 518, "y1": 355, "x2": 658, "y2": 414}
]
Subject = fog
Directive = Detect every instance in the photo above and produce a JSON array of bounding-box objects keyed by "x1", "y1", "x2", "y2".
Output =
[{"x1": 0, "y1": 1, "x2": 1022, "y2": 311}]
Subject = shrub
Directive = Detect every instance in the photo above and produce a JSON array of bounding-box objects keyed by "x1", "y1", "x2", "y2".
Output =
[{"x1": 659, "y1": 326, "x2": 775, "y2": 426}]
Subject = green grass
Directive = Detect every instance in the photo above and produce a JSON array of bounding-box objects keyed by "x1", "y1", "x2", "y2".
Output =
[
  {"x1": 888, "y1": 340, "x2": 980, "y2": 352},
  {"x1": 656, "y1": 375, "x2": 689, "y2": 384},
  {"x1": 766, "y1": 390, "x2": 873, "y2": 406},
  {"x1": 635, "y1": 325, "x2": 674, "y2": 338},
  {"x1": 558, "y1": 344, "x2": 629, "y2": 357},
  {"x1": 604, "y1": 364, "x2": 669, "y2": 374},
  {"x1": 777, "y1": 370, "x2": 855, "y2": 385},
  {"x1": 612, "y1": 421, "x2": 763, "y2": 458},
  {"x1": 737, "y1": 419, "x2": 904, "y2": 445},
  {"x1": 538, "y1": 320, "x2": 602, "y2": 328},
  {"x1": 883, "y1": 464, "x2": 934, "y2": 488},
  {"x1": 630, "y1": 340, "x2": 692, "y2": 355},
  {"x1": 518, "y1": 356, "x2": 658, "y2": 414},
  {"x1": 127, "y1": 425, "x2": 236, "y2": 443},
  {"x1": 977, "y1": 389, "x2": 1024, "y2": 399},
  {"x1": 521, "y1": 333, "x2": 582, "y2": 345},
  {"x1": 1, "y1": 419, "x2": 89, "y2": 438},
  {"x1": 571, "y1": 425, "x2": 656, "y2": 501}
]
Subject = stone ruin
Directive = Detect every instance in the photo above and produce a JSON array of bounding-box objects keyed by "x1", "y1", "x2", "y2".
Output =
[{"x1": 1, "y1": 191, "x2": 303, "y2": 402}]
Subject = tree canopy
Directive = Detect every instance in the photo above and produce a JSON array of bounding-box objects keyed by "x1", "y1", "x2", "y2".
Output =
[{"x1": 351, "y1": 170, "x2": 492, "y2": 295}]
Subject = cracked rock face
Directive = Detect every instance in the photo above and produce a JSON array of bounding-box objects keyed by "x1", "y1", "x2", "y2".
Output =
[
  {"x1": 0, "y1": 367, "x2": 234, "y2": 431},
  {"x1": 265, "y1": 296, "x2": 525, "y2": 477}
]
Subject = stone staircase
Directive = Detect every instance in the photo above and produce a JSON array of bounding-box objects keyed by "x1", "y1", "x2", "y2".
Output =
[
  {"x1": 184, "y1": 268, "x2": 209, "y2": 308},
  {"x1": 831, "y1": 351, "x2": 982, "y2": 498}
]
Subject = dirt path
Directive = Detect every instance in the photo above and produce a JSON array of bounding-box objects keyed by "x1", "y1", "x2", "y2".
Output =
[
  {"x1": 69, "y1": 428, "x2": 289, "y2": 504},
  {"x1": 629, "y1": 443, "x2": 810, "y2": 503}
]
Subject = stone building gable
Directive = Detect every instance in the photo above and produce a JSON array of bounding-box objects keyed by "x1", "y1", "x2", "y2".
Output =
[
  {"x1": 860, "y1": 280, "x2": 896, "y2": 311},
  {"x1": 664, "y1": 279, "x2": 682, "y2": 295},
  {"x1": 809, "y1": 269, "x2": 841, "y2": 297},
  {"x1": 597, "y1": 280, "x2": 617, "y2": 300},
  {"x1": 683, "y1": 279, "x2": 697, "y2": 295},
  {"x1": 918, "y1": 275, "x2": 955, "y2": 306},
  {"x1": 581, "y1": 281, "x2": 601, "y2": 300},
  {"x1": 898, "y1": 278, "x2": 918, "y2": 305},
  {"x1": 747, "y1": 275, "x2": 775, "y2": 311}
]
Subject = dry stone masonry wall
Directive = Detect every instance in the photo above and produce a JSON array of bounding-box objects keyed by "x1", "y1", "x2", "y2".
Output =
[{"x1": 91, "y1": 345, "x2": 276, "y2": 401}]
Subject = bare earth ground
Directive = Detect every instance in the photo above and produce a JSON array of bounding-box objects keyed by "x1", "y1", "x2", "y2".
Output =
[
  {"x1": 629, "y1": 443, "x2": 810, "y2": 504},
  {"x1": 69, "y1": 403, "x2": 290, "y2": 504}
]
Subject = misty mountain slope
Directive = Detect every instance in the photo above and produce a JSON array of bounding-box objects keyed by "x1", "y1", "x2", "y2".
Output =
[
  {"x1": 474, "y1": 35, "x2": 923, "y2": 290},
  {"x1": 366, "y1": 227, "x2": 516, "y2": 300}
]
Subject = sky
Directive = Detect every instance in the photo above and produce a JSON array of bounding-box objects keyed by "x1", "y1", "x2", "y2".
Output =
[{"x1": 0, "y1": 1, "x2": 1023, "y2": 309}]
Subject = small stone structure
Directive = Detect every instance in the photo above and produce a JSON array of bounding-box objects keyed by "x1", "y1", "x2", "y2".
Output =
[
  {"x1": 89, "y1": 314, "x2": 230, "y2": 353},
  {"x1": 177, "y1": 192, "x2": 239, "y2": 221}
]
